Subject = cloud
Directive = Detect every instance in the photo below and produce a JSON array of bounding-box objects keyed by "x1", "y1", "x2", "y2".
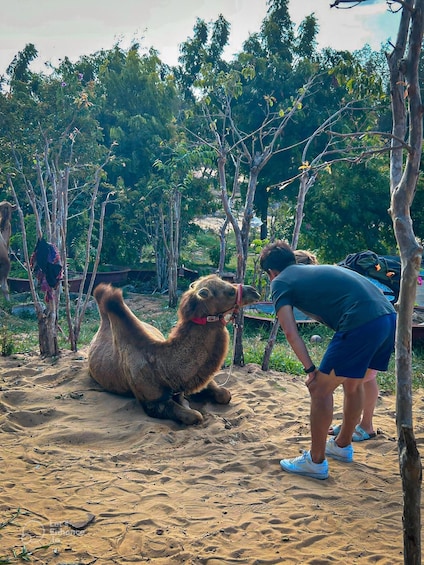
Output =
[
  {"x1": 289, "y1": 0, "x2": 400, "y2": 52},
  {"x1": 0, "y1": 0, "x2": 401, "y2": 76}
]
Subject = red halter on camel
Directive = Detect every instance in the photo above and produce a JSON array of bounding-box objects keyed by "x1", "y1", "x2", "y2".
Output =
[{"x1": 191, "y1": 283, "x2": 244, "y2": 326}]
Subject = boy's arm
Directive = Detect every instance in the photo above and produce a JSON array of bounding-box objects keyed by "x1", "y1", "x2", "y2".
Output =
[{"x1": 276, "y1": 304, "x2": 315, "y2": 375}]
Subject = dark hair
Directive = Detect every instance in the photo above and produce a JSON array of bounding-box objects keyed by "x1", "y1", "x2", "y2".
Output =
[{"x1": 259, "y1": 240, "x2": 296, "y2": 273}]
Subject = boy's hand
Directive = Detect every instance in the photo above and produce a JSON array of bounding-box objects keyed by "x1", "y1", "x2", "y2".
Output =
[{"x1": 306, "y1": 369, "x2": 317, "y2": 387}]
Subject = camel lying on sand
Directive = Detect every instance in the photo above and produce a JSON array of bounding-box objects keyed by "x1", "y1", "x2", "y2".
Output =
[
  {"x1": 88, "y1": 275, "x2": 260, "y2": 424},
  {"x1": 0, "y1": 201, "x2": 17, "y2": 301}
]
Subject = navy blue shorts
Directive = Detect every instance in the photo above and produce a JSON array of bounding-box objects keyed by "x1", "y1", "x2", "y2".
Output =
[{"x1": 319, "y1": 313, "x2": 396, "y2": 379}]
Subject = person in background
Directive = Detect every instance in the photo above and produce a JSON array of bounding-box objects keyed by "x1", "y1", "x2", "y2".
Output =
[
  {"x1": 260, "y1": 240, "x2": 396, "y2": 480},
  {"x1": 328, "y1": 370, "x2": 378, "y2": 441},
  {"x1": 294, "y1": 249, "x2": 319, "y2": 266},
  {"x1": 295, "y1": 249, "x2": 378, "y2": 442}
]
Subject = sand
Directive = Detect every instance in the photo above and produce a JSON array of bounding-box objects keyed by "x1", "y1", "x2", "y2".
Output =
[{"x1": 0, "y1": 316, "x2": 421, "y2": 563}]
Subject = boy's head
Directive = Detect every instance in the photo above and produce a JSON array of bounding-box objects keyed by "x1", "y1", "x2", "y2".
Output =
[{"x1": 259, "y1": 240, "x2": 296, "y2": 274}]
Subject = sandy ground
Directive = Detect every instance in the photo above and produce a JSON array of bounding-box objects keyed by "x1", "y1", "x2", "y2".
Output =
[
  {"x1": 0, "y1": 293, "x2": 422, "y2": 564},
  {"x1": 0, "y1": 344, "x2": 424, "y2": 565}
]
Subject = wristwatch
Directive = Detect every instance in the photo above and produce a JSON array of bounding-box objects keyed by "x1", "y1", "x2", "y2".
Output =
[{"x1": 304, "y1": 364, "x2": 316, "y2": 374}]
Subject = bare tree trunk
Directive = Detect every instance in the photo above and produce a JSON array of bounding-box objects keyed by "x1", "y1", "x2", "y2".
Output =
[
  {"x1": 169, "y1": 190, "x2": 182, "y2": 308},
  {"x1": 7, "y1": 115, "x2": 115, "y2": 355},
  {"x1": 261, "y1": 318, "x2": 279, "y2": 371},
  {"x1": 37, "y1": 292, "x2": 59, "y2": 357},
  {"x1": 155, "y1": 239, "x2": 168, "y2": 292},
  {"x1": 233, "y1": 169, "x2": 260, "y2": 364},
  {"x1": 261, "y1": 171, "x2": 313, "y2": 370},
  {"x1": 218, "y1": 155, "x2": 241, "y2": 276},
  {"x1": 160, "y1": 189, "x2": 181, "y2": 309},
  {"x1": 217, "y1": 217, "x2": 229, "y2": 276},
  {"x1": 206, "y1": 79, "x2": 315, "y2": 366},
  {"x1": 217, "y1": 153, "x2": 245, "y2": 365},
  {"x1": 387, "y1": 1, "x2": 423, "y2": 563},
  {"x1": 218, "y1": 180, "x2": 244, "y2": 364},
  {"x1": 8, "y1": 177, "x2": 58, "y2": 356},
  {"x1": 68, "y1": 193, "x2": 116, "y2": 350}
]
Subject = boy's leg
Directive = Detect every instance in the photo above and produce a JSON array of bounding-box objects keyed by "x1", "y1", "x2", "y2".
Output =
[
  {"x1": 358, "y1": 369, "x2": 378, "y2": 434},
  {"x1": 336, "y1": 377, "x2": 364, "y2": 448},
  {"x1": 307, "y1": 370, "x2": 345, "y2": 463}
]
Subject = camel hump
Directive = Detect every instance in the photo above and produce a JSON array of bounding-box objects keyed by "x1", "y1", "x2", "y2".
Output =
[
  {"x1": 0, "y1": 201, "x2": 17, "y2": 210},
  {"x1": 94, "y1": 283, "x2": 125, "y2": 316},
  {"x1": 93, "y1": 282, "x2": 155, "y2": 342},
  {"x1": 0, "y1": 202, "x2": 16, "y2": 232},
  {"x1": 93, "y1": 282, "x2": 112, "y2": 303},
  {"x1": 0, "y1": 201, "x2": 16, "y2": 220}
]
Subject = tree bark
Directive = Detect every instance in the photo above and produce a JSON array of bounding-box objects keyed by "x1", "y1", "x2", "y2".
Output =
[
  {"x1": 217, "y1": 217, "x2": 229, "y2": 276},
  {"x1": 261, "y1": 318, "x2": 279, "y2": 371},
  {"x1": 399, "y1": 425, "x2": 422, "y2": 565},
  {"x1": 387, "y1": 1, "x2": 423, "y2": 562},
  {"x1": 37, "y1": 296, "x2": 59, "y2": 357}
]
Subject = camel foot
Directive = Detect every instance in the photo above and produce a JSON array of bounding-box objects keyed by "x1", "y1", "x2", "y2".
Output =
[
  {"x1": 190, "y1": 379, "x2": 231, "y2": 405},
  {"x1": 142, "y1": 399, "x2": 203, "y2": 425},
  {"x1": 213, "y1": 386, "x2": 231, "y2": 404}
]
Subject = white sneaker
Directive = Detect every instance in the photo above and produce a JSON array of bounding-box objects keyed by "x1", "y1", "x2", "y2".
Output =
[
  {"x1": 280, "y1": 450, "x2": 329, "y2": 480},
  {"x1": 325, "y1": 437, "x2": 354, "y2": 462}
]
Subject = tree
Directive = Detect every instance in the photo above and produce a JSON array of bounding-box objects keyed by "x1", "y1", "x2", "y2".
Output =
[
  {"x1": 150, "y1": 142, "x2": 212, "y2": 307},
  {"x1": 332, "y1": 2, "x2": 424, "y2": 563},
  {"x1": 183, "y1": 59, "x2": 319, "y2": 363},
  {"x1": 230, "y1": 0, "x2": 319, "y2": 240},
  {"x1": 86, "y1": 44, "x2": 179, "y2": 268},
  {"x1": 0, "y1": 48, "x2": 114, "y2": 355},
  {"x1": 177, "y1": 3, "x2": 375, "y2": 364},
  {"x1": 386, "y1": 2, "x2": 423, "y2": 562},
  {"x1": 175, "y1": 14, "x2": 231, "y2": 101}
]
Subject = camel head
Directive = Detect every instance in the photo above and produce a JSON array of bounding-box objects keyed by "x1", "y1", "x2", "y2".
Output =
[{"x1": 178, "y1": 274, "x2": 260, "y2": 324}]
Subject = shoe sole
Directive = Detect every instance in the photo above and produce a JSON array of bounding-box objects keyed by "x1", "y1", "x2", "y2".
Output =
[{"x1": 280, "y1": 461, "x2": 329, "y2": 480}]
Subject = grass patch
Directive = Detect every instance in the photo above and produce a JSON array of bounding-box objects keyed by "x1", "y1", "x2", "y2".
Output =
[
  {"x1": 241, "y1": 319, "x2": 424, "y2": 395},
  {"x1": 3, "y1": 291, "x2": 424, "y2": 395},
  {"x1": 0, "y1": 509, "x2": 53, "y2": 564}
]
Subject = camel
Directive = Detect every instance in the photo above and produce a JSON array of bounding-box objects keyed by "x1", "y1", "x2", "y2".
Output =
[
  {"x1": 0, "y1": 201, "x2": 17, "y2": 301},
  {"x1": 88, "y1": 275, "x2": 260, "y2": 424}
]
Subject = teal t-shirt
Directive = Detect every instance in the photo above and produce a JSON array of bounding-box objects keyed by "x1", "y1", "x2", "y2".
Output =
[{"x1": 271, "y1": 264, "x2": 396, "y2": 332}]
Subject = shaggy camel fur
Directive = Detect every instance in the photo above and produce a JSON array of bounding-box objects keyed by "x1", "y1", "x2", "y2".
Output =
[
  {"x1": 0, "y1": 201, "x2": 17, "y2": 301},
  {"x1": 88, "y1": 275, "x2": 260, "y2": 424}
]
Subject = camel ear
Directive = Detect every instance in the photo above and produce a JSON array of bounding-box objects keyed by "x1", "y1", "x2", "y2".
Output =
[{"x1": 197, "y1": 288, "x2": 210, "y2": 299}]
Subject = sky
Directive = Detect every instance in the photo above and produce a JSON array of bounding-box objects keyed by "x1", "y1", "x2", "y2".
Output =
[{"x1": 0, "y1": 0, "x2": 401, "y2": 75}]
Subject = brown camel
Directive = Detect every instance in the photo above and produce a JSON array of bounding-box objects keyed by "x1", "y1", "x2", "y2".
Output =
[
  {"x1": 88, "y1": 275, "x2": 260, "y2": 424},
  {"x1": 0, "y1": 201, "x2": 17, "y2": 301}
]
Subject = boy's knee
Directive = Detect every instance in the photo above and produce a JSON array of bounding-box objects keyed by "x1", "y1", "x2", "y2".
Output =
[{"x1": 308, "y1": 370, "x2": 340, "y2": 397}]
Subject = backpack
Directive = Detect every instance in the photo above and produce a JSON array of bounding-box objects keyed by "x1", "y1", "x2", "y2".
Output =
[{"x1": 338, "y1": 250, "x2": 401, "y2": 300}]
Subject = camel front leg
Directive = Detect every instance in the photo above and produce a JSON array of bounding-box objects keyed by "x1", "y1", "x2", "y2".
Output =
[
  {"x1": 189, "y1": 378, "x2": 231, "y2": 405},
  {"x1": 142, "y1": 398, "x2": 203, "y2": 425}
]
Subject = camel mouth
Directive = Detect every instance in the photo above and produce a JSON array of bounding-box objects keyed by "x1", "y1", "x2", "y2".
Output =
[{"x1": 241, "y1": 286, "x2": 261, "y2": 305}]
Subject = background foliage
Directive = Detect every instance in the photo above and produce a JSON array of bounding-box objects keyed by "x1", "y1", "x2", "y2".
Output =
[{"x1": 1, "y1": 0, "x2": 422, "y2": 279}]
